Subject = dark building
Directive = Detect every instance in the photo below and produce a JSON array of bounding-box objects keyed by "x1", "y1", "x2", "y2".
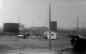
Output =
[
  {"x1": 3, "y1": 23, "x2": 19, "y2": 34},
  {"x1": 50, "y1": 21, "x2": 57, "y2": 32}
]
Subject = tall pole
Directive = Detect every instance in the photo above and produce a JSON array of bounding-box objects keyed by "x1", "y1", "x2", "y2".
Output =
[
  {"x1": 49, "y1": 3, "x2": 51, "y2": 50},
  {"x1": 77, "y1": 16, "x2": 79, "y2": 35},
  {"x1": 83, "y1": 22, "x2": 85, "y2": 33},
  {"x1": 18, "y1": 16, "x2": 21, "y2": 32}
]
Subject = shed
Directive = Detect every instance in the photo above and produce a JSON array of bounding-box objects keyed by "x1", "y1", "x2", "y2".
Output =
[{"x1": 44, "y1": 31, "x2": 57, "y2": 39}]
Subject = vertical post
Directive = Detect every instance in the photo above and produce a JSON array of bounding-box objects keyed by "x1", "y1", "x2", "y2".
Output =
[
  {"x1": 49, "y1": 3, "x2": 51, "y2": 50},
  {"x1": 18, "y1": 16, "x2": 21, "y2": 32},
  {"x1": 83, "y1": 22, "x2": 84, "y2": 33},
  {"x1": 77, "y1": 16, "x2": 79, "y2": 35}
]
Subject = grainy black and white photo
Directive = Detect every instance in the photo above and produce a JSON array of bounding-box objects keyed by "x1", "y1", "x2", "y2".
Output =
[{"x1": 0, "y1": 0, "x2": 86, "y2": 54}]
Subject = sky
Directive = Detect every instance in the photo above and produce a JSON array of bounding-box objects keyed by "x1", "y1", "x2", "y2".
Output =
[{"x1": 0, "y1": 0, "x2": 86, "y2": 29}]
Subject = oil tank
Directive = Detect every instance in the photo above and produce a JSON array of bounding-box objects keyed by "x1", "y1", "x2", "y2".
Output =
[{"x1": 3, "y1": 23, "x2": 19, "y2": 34}]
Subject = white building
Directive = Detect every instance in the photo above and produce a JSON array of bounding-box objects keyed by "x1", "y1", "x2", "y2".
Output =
[{"x1": 44, "y1": 31, "x2": 57, "y2": 39}]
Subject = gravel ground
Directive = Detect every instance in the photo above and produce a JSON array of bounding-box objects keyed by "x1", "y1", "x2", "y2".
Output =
[{"x1": 0, "y1": 35, "x2": 72, "y2": 54}]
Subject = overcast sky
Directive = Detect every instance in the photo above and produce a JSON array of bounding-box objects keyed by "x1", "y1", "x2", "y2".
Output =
[{"x1": 0, "y1": 0, "x2": 86, "y2": 29}]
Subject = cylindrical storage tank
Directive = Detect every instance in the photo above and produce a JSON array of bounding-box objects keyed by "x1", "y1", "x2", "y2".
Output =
[{"x1": 3, "y1": 23, "x2": 19, "y2": 34}]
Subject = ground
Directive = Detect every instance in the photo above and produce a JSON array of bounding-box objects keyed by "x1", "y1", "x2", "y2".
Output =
[{"x1": 0, "y1": 35, "x2": 72, "y2": 54}]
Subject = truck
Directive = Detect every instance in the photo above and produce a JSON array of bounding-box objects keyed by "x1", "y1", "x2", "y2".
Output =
[{"x1": 70, "y1": 34, "x2": 86, "y2": 51}]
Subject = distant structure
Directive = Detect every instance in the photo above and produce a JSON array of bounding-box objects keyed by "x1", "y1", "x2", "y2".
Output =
[
  {"x1": 44, "y1": 31, "x2": 57, "y2": 39},
  {"x1": 3, "y1": 23, "x2": 19, "y2": 34},
  {"x1": 50, "y1": 21, "x2": 57, "y2": 32},
  {"x1": 44, "y1": 21, "x2": 57, "y2": 40},
  {"x1": 19, "y1": 24, "x2": 25, "y2": 32}
]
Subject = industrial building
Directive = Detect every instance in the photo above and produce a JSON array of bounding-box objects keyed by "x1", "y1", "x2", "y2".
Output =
[{"x1": 3, "y1": 23, "x2": 20, "y2": 35}]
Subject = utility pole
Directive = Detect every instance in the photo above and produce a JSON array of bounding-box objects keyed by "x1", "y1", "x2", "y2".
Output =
[
  {"x1": 18, "y1": 16, "x2": 21, "y2": 32},
  {"x1": 77, "y1": 16, "x2": 79, "y2": 35},
  {"x1": 83, "y1": 22, "x2": 85, "y2": 33},
  {"x1": 49, "y1": 3, "x2": 51, "y2": 50}
]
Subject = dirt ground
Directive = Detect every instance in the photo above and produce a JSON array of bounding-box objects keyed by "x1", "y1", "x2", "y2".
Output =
[{"x1": 0, "y1": 35, "x2": 72, "y2": 54}]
